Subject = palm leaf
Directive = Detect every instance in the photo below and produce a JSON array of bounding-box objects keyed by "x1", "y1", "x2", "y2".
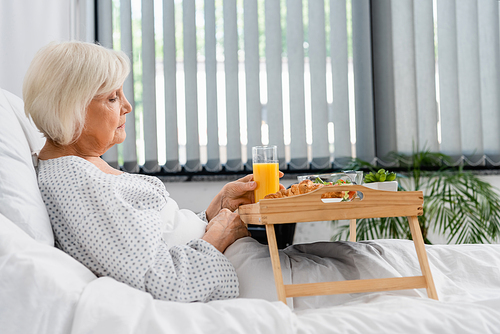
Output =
[{"x1": 426, "y1": 170, "x2": 500, "y2": 243}]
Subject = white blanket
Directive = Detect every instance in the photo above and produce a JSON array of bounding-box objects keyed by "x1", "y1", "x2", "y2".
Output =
[
  {"x1": 71, "y1": 239, "x2": 500, "y2": 333},
  {"x1": 2, "y1": 212, "x2": 500, "y2": 334},
  {"x1": 72, "y1": 278, "x2": 295, "y2": 334}
]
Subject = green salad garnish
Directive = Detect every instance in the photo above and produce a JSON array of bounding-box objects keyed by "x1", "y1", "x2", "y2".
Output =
[
  {"x1": 364, "y1": 169, "x2": 397, "y2": 183},
  {"x1": 313, "y1": 177, "x2": 352, "y2": 201}
]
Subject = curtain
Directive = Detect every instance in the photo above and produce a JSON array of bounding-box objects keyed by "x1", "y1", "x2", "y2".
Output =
[{"x1": 97, "y1": 0, "x2": 500, "y2": 173}]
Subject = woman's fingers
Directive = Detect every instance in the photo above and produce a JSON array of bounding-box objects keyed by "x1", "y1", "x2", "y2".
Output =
[
  {"x1": 235, "y1": 175, "x2": 257, "y2": 192},
  {"x1": 237, "y1": 179, "x2": 257, "y2": 192},
  {"x1": 203, "y1": 209, "x2": 249, "y2": 252},
  {"x1": 237, "y1": 174, "x2": 254, "y2": 183}
]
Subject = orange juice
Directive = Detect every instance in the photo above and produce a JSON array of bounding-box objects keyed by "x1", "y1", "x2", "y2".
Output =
[{"x1": 253, "y1": 162, "x2": 279, "y2": 202}]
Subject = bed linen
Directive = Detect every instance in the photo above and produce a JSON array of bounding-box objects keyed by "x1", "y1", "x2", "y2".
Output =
[
  {"x1": 3, "y1": 211, "x2": 500, "y2": 334},
  {"x1": 74, "y1": 238, "x2": 500, "y2": 334},
  {"x1": 0, "y1": 88, "x2": 52, "y2": 244},
  {"x1": 2, "y1": 87, "x2": 500, "y2": 333}
]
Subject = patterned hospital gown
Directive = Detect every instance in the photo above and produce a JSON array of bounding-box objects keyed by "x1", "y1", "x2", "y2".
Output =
[{"x1": 37, "y1": 156, "x2": 239, "y2": 302}]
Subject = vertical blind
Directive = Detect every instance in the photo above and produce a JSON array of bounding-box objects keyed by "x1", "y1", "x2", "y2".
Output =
[
  {"x1": 96, "y1": 0, "x2": 500, "y2": 174},
  {"x1": 371, "y1": 0, "x2": 500, "y2": 166}
]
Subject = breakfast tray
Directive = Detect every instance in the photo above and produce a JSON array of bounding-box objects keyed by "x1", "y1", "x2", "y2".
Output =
[{"x1": 238, "y1": 185, "x2": 438, "y2": 305}]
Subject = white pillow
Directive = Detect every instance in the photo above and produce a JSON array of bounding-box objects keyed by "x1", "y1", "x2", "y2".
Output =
[
  {"x1": 0, "y1": 212, "x2": 97, "y2": 334},
  {"x1": 0, "y1": 88, "x2": 53, "y2": 245}
]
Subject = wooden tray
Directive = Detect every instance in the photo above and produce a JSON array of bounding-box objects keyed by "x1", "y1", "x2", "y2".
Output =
[
  {"x1": 239, "y1": 185, "x2": 423, "y2": 225},
  {"x1": 238, "y1": 185, "x2": 437, "y2": 305}
]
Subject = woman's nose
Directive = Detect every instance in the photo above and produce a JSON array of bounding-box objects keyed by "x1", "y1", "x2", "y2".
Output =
[{"x1": 122, "y1": 95, "x2": 132, "y2": 115}]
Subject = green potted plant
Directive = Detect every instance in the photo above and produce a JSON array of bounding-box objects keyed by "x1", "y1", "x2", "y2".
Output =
[{"x1": 332, "y1": 150, "x2": 500, "y2": 244}]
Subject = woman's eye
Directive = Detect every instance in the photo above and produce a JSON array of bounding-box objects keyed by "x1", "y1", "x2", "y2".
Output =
[{"x1": 109, "y1": 97, "x2": 118, "y2": 102}]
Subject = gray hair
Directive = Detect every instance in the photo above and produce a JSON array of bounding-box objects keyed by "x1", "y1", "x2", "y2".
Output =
[{"x1": 23, "y1": 41, "x2": 130, "y2": 145}]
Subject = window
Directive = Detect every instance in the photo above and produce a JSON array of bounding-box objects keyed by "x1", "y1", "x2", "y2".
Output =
[{"x1": 97, "y1": 0, "x2": 500, "y2": 174}]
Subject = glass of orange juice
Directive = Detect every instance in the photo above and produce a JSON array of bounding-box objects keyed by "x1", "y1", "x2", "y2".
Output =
[{"x1": 252, "y1": 145, "x2": 279, "y2": 202}]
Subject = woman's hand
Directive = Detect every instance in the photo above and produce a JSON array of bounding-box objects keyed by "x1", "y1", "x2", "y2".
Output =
[
  {"x1": 201, "y1": 209, "x2": 250, "y2": 253},
  {"x1": 205, "y1": 173, "x2": 285, "y2": 221},
  {"x1": 205, "y1": 174, "x2": 256, "y2": 221}
]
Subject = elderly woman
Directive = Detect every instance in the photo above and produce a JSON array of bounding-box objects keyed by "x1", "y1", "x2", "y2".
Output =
[
  {"x1": 23, "y1": 41, "x2": 261, "y2": 303},
  {"x1": 25, "y1": 41, "x2": 446, "y2": 311}
]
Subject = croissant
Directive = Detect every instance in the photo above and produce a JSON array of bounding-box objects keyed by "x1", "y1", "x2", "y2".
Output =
[
  {"x1": 264, "y1": 188, "x2": 287, "y2": 199},
  {"x1": 263, "y1": 179, "x2": 354, "y2": 200},
  {"x1": 264, "y1": 179, "x2": 345, "y2": 199},
  {"x1": 320, "y1": 191, "x2": 344, "y2": 199}
]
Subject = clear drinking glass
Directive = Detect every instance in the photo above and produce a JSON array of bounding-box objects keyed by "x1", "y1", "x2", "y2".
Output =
[
  {"x1": 343, "y1": 170, "x2": 364, "y2": 185},
  {"x1": 252, "y1": 145, "x2": 279, "y2": 202}
]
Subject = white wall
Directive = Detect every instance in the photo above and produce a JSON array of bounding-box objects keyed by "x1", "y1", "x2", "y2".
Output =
[
  {"x1": 0, "y1": 0, "x2": 93, "y2": 98},
  {"x1": 163, "y1": 177, "x2": 300, "y2": 213},
  {"x1": 166, "y1": 174, "x2": 500, "y2": 212},
  {"x1": 165, "y1": 174, "x2": 500, "y2": 244}
]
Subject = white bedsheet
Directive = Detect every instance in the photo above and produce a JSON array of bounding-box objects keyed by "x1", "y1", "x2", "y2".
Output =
[
  {"x1": 71, "y1": 278, "x2": 295, "y2": 334},
  {"x1": 2, "y1": 212, "x2": 500, "y2": 334},
  {"x1": 71, "y1": 238, "x2": 500, "y2": 333}
]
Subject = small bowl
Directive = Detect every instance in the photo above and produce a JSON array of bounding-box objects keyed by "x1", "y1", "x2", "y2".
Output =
[{"x1": 362, "y1": 181, "x2": 398, "y2": 191}]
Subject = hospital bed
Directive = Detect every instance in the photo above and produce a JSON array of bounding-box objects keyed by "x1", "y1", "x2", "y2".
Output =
[{"x1": 2, "y1": 88, "x2": 500, "y2": 333}]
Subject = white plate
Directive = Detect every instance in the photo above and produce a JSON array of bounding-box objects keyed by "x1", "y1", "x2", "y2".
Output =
[{"x1": 321, "y1": 198, "x2": 343, "y2": 203}]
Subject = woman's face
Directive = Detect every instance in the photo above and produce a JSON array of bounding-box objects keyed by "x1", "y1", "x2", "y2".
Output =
[{"x1": 78, "y1": 86, "x2": 132, "y2": 154}]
